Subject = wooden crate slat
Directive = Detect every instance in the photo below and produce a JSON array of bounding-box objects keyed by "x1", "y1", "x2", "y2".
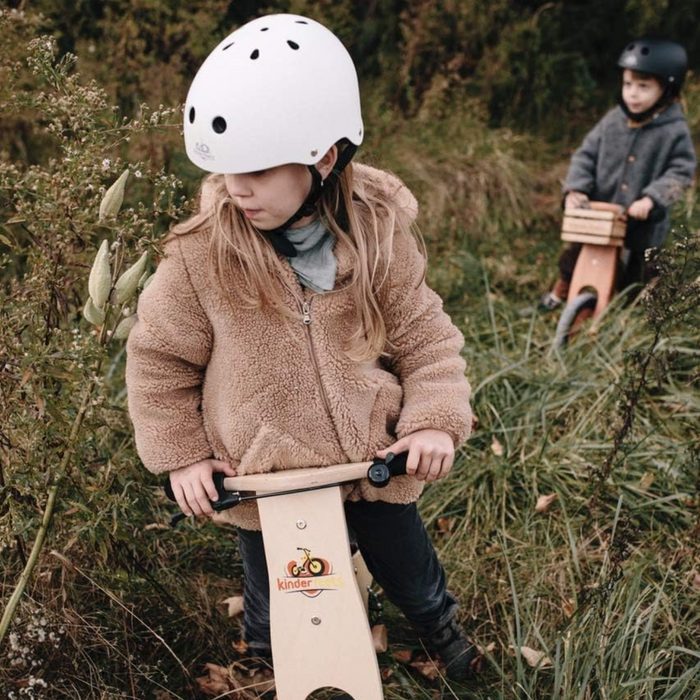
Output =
[
  {"x1": 565, "y1": 208, "x2": 619, "y2": 220},
  {"x1": 562, "y1": 217, "x2": 620, "y2": 236},
  {"x1": 561, "y1": 231, "x2": 625, "y2": 247}
]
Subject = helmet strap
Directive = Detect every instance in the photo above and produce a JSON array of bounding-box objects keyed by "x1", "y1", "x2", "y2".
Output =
[{"x1": 262, "y1": 140, "x2": 358, "y2": 257}]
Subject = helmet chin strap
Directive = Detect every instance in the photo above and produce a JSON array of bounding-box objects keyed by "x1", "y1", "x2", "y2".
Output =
[{"x1": 262, "y1": 141, "x2": 358, "y2": 257}]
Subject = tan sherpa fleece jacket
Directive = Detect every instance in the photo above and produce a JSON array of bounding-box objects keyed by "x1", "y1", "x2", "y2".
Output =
[{"x1": 125, "y1": 164, "x2": 472, "y2": 530}]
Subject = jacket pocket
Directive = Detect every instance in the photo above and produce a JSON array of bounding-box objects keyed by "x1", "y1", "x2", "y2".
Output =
[{"x1": 236, "y1": 423, "x2": 330, "y2": 476}]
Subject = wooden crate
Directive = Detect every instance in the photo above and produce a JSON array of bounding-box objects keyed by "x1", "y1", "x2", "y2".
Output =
[{"x1": 561, "y1": 207, "x2": 626, "y2": 247}]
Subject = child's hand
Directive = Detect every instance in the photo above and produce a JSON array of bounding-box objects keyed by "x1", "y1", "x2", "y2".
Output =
[
  {"x1": 627, "y1": 196, "x2": 654, "y2": 220},
  {"x1": 564, "y1": 191, "x2": 590, "y2": 210},
  {"x1": 376, "y1": 429, "x2": 455, "y2": 483},
  {"x1": 169, "y1": 459, "x2": 236, "y2": 517}
]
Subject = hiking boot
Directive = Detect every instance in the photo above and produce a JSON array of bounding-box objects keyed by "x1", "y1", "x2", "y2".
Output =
[
  {"x1": 422, "y1": 617, "x2": 477, "y2": 682},
  {"x1": 537, "y1": 291, "x2": 565, "y2": 312}
]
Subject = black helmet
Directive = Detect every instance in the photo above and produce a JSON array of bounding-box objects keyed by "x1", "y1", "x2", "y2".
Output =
[{"x1": 618, "y1": 39, "x2": 688, "y2": 95}]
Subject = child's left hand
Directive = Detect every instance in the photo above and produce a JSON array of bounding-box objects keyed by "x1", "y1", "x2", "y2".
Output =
[
  {"x1": 376, "y1": 429, "x2": 455, "y2": 483},
  {"x1": 627, "y1": 196, "x2": 654, "y2": 220}
]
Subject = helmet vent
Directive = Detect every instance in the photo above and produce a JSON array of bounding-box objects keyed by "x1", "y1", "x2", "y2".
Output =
[
  {"x1": 212, "y1": 117, "x2": 227, "y2": 134},
  {"x1": 641, "y1": 46, "x2": 650, "y2": 55},
  {"x1": 288, "y1": 41, "x2": 299, "y2": 50},
  {"x1": 251, "y1": 49, "x2": 260, "y2": 60},
  {"x1": 627, "y1": 43, "x2": 635, "y2": 51},
  {"x1": 189, "y1": 107, "x2": 195, "y2": 123},
  {"x1": 295, "y1": 20, "x2": 308, "y2": 24},
  {"x1": 261, "y1": 28, "x2": 269, "y2": 32},
  {"x1": 223, "y1": 42, "x2": 234, "y2": 51}
]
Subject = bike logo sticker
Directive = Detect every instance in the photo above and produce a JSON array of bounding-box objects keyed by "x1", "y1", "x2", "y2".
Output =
[{"x1": 276, "y1": 547, "x2": 344, "y2": 598}]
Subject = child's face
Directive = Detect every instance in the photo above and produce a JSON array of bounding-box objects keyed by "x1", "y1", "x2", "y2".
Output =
[
  {"x1": 225, "y1": 164, "x2": 313, "y2": 231},
  {"x1": 621, "y1": 69, "x2": 664, "y2": 114}
]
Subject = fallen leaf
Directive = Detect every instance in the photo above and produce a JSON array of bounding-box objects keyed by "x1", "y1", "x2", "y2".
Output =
[
  {"x1": 639, "y1": 472, "x2": 654, "y2": 490},
  {"x1": 436, "y1": 517, "x2": 455, "y2": 535},
  {"x1": 144, "y1": 523, "x2": 170, "y2": 531},
  {"x1": 64, "y1": 507, "x2": 79, "y2": 516},
  {"x1": 519, "y1": 646, "x2": 553, "y2": 669},
  {"x1": 232, "y1": 639, "x2": 249, "y2": 655},
  {"x1": 477, "y1": 641, "x2": 497, "y2": 655},
  {"x1": 380, "y1": 667, "x2": 394, "y2": 681},
  {"x1": 471, "y1": 414, "x2": 480, "y2": 432},
  {"x1": 491, "y1": 437, "x2": 504, "y2": 457},
  {"x1": 691, "y1": 571, "x2": 700, "y2": 593},
  {"x1": 372, "y1": 624, "x2": 388, "y2": 653},
  {"x1": 485, "y1": 543, "x2": 500, "y2": 554},
  {"x1": 410, "y1": 658, "x2": 442, "y2": 681},
  {"x1": 196, "y1": 663, "x2": 233, "y2": 696},
  {"x1": 562, "y1": 599, "x2": 575, "y2": 618},
  {"x1": 392, "y1": 649, "x2": 413, "y2": 663},
  {"x1": 221, "y1": 595, "x2": 245, "y2": 618},
  {"x1": 535, "y1": 493, "x2": 558, "y2": 514}
]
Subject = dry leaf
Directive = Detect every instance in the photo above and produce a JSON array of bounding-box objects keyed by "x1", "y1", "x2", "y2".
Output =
[
  {"x1": 471, "y1": 414, "x2": 480, "y2": 432},
  {"x1": 232, "y1": 639, "x2": 249, "y2": 655},
  {"x1": 520, "y1": 646, "x2": 553, "y2": 669},
  {"x1": 221, "y1": 595, "x2": 245, "y2": 618},
  {"x1": 372, "y1": 624, "x2": 388, "y2": 653},
  {"x1": 639, "y1": 472, "x2": 654, "y2": 490},
  {"x1": 562, "y1": 599, "x2": 575, "y2": 618},
  {"x1": 196, "y1": 663, "x2": 233, "y2": 697},
  {"x1": 410, "y1": 658, "x2": 442, "y2": 681},
  {"x1": 491, "y1": 437, "x2": 504, "y2": 457},
  {"x1": 144, "y1": 523, "x2": 170, "y2": 531},
  {"x1": 691, "y1": 571, "x2": 700, "y2": 593},
  {"x1": 485, "y1": 543, "x2": 500, "y2": 554},
  {"x1": 535, "y1": 493, "x2": 558, "y2": 514},
  {"x1": 392, "y1": 649, "x2": 413, "y2": 663},
  {"x1": 436, "y1": 517, "x2": 455, "y2": 535},
  {"x1": 380, "y1": 667, "x2": 394, "y2": 681}
]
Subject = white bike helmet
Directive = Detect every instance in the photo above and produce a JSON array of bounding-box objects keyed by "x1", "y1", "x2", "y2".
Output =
[{"x1": 184, "y1": 14, "x2": 364, "y2": 175}]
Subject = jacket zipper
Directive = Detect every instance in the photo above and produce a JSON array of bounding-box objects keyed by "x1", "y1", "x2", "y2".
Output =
[{"x1": 300, "y1": 296, "x2": 336, "y2": 433}]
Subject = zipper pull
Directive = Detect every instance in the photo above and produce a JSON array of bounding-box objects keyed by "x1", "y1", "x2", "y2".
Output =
[{"x1": 302, "y1": 301, "x2": 312, "y2": 325}]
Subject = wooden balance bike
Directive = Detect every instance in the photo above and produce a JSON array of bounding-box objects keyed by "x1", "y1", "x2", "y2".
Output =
[
  {"x1": 166, "y1": 453, "x2": 409, "y2": 700},
  {"x1": 554, "y1": 201, "x2": 627, "y2": 347}
]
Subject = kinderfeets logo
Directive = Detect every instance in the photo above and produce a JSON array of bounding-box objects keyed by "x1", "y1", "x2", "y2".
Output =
[{"x1": 276, "y1": 547, "x2": 344, "y2": 598}]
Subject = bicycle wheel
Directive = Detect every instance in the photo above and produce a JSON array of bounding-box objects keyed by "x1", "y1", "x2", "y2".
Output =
[
  {"x1": 554, "y1": 292, "x2": 597, "y2": 348},
  {"x1": 307, "y1": 558, "x2": 327, "y2": 576}
]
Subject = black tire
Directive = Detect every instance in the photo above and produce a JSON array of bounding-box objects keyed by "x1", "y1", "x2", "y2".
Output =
[{"x1": 554, "y1": 292, "x2": 597, "y2": 348}]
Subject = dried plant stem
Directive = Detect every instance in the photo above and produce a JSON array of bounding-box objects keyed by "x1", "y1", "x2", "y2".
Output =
[{"x1": 0, "y1": 379, "x2": 96, "y2": 646}]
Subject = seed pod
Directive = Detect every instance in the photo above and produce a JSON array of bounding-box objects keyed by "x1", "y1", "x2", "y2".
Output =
[
  {"x1": 99, "y1": 169, "x2": 129, "y2": 221},
  {"x1": 112, "y1": 251, "x2": 148, "y2": 305},
  {"x1": 83, "y1": 297, "x2": 106, "y2": 325},
  {"x1": 88, "y1": 240, "x2": 111, "y2": 309},
  {"x1": 114, "y1": 315, "x2": 138, "y2": 340},
  {"x1": 122, "y1": 305, "x2": 133, "y2": 318}
]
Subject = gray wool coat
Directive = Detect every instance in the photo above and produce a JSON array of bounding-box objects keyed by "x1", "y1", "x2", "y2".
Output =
[{"x1": 563, "y1": 102, "x2": 696, "y2": 251}]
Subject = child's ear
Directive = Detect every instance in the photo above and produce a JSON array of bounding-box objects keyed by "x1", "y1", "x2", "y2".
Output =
[{"x1": 315, "y1": 145, "x2": 339, "y2": 181}]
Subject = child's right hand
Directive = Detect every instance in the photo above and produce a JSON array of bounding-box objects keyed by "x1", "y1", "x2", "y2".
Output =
[
  {"x1": 169, "y1": 459, "x2": 236, "y2": 517},
  {"x1": 565, "y1": 191, "x2": 590, "y2": 210}
]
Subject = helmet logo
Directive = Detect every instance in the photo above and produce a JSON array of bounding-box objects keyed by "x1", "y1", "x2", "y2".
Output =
[{"x1": 195, "y1": 142, "x2": 214, "y2": 161}]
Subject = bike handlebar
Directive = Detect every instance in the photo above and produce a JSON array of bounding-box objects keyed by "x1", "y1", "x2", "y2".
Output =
[{"x1": 163, "y1": 451, "x2": 409, "y2": 527}]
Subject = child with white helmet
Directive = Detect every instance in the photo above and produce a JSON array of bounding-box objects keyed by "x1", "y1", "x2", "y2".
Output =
[
  {"x1": 126, "y1": 14, "x2": 476, "y2": 683},
  {"x1": 539, "y1": 38, "x2": 696, "y2": 310}
]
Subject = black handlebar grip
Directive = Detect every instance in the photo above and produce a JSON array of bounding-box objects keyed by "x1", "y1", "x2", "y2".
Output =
[{"x1": 367, "y1": 451, "x2": 409, "y2": 488}]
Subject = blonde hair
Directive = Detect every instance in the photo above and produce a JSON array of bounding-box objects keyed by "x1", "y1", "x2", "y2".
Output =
[{"x1": 168, "y1": 163, "x2": 425, "y2": 362}]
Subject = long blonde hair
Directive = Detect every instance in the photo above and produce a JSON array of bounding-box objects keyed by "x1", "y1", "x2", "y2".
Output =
[{"x1": 168, "y1": 163, "x2": 425, "y2": 362}]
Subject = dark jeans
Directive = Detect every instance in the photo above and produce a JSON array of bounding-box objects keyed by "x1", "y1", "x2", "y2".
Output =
[{"x1": 236, "y1": 499, "x2": 459, "y2": 656}]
